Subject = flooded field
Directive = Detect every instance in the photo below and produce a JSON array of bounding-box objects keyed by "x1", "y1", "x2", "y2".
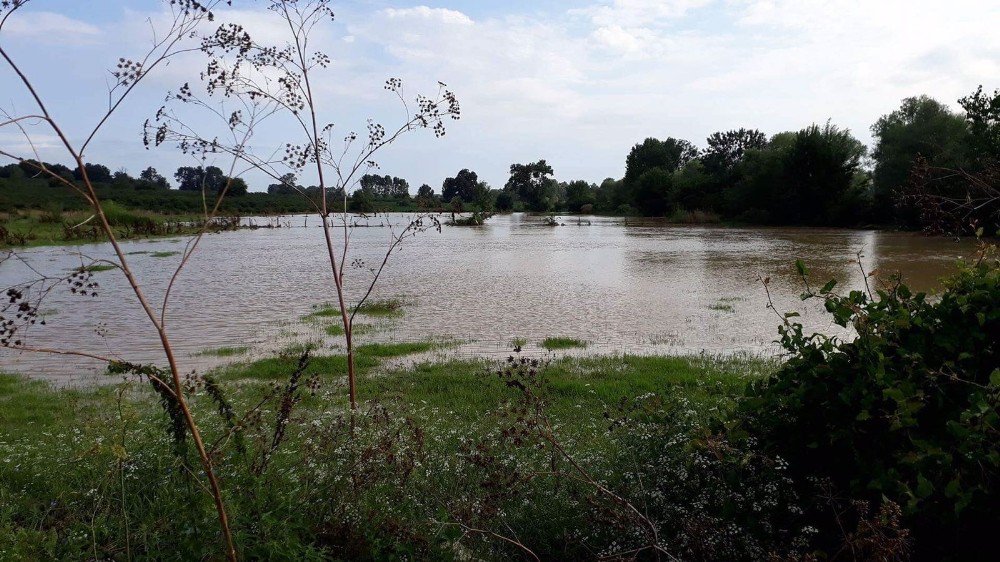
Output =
[{"x1": 0, "y1": 213, "x2": 975, "y2": 383}]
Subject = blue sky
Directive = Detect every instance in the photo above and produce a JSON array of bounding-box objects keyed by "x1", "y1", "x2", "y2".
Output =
[{"x1": 2, "y1": 0, "x2": 998, "y2": 192}]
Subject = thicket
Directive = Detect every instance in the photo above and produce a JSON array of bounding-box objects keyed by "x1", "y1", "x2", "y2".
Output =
[{"x1": 735, "y1": 248, "x2": 1000, "y2": 560}]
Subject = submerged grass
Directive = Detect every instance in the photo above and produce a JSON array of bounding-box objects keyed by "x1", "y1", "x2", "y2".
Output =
[
  {"x1": 82, "y1": 264, "x2": 117, "y2": 273},
  {"x1": 541, "y1": 337, "x2": 588, "y2": 350},
  {"x1": 195, "y1": 346, "x2": 250, "y2": 357},
  {"x1": 302, "y1": 304, "x2": 340, "y2": 320},
  {"x1": 353, "y1": 298, "x2": 404, "y2": 317},
  {"x1": 149, "y1": 251, "x2": 180, "y2": 258}
]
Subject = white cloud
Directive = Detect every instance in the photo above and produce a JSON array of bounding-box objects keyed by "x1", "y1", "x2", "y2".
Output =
[
  {"x1": 5, "y1": 0, "x2": 996, "y2": 190},
  {"x1": 2, "y1": 12, "x2": 102, "y2": 45}
]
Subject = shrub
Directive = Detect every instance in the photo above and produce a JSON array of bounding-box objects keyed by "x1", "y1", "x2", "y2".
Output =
[{"x1": 735, "y1": 252, "x2": 1000, "y2": 560}]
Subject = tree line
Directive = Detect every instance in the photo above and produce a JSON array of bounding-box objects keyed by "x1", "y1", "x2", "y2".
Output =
[
  {"x1": 436, "y1": 85, "x2": 998, "y2": 234},
  {"x1": 3, "y1": 85, "x2": 997, "y2": 232}
]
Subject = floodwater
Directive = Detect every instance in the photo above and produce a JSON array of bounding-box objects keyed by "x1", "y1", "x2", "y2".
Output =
[{"x1": 0, "y1": 213, "x2": 976, "y2": 383}]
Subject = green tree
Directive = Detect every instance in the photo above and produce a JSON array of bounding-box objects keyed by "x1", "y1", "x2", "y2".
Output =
[
  {"x1": 138, "y1": 167, "x2": 170, "y2": 190},
  {"x1": 871, "y1": 96, "x2": 969, "y2": 224},
  {"x1": 959, "y1": 85, "x2": 1000, "y2": 161},
  {"x1": 564, "y1": 180, "x2": 596, "y2": 212},
  {"x1": 736, "y1": 124, "x2": 866, "y2": 225},
  {"x1": 623, "y1": 137, "x2": 697, "y2": 186},
  {"x1": 504, "y1": 160, "x2": 558, "y2": 211},
  {"x1": 267, "y1": 173, "x2": 300, "y2": 195},
  {"x1": 442, "y1": 169, "x2": 481, "y2": 203},
  {"x1": 72, "y1": 162, "x2": 112, "y2": 183},
  {"x1": 633, "y1": 168, "x2": 674, "y2": 216}
]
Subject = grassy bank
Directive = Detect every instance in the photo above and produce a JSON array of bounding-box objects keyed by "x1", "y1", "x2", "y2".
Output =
[
  {"x1": 0, "y1": 349, "x2": 774, "y2": 560},
  {"x1": 0, "y1": 207, "x2": 223, "y2": 248}
]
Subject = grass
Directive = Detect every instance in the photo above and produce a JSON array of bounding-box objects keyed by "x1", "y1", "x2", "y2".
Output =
[
  {"x1": 541, "y1": 337, "x2": 588, "y2": 350},
  {"x1": 303, "y1": 304, "x2": 341, "y2": 321},
  {"x1": 0, "y1": 351, "x2": 776, "y2": 560},
  {"x1": 195, "y1": 346, "x2": 250, "y2": 357},
  {"x1": 150, "y1": 251, "x2": 180, "y2": 258},
  {"x1": 709, "y1": 303, "x2": 735, "y2": 312},
  {"x1": 82, "y1": 264, "x2": 117, "y2": 273},
  {"x1": 353, "y1": 298, "x2": 404, "y2": 317},
  {"x1": 0, "y1": 208, "x2": 205, "y2": 249},
  {"x1": 510, "y1": 337, "x2": 528, "y2": 348}
]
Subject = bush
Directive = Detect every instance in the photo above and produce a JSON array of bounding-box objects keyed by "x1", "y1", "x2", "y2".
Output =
[{"x1": 735, "y1": 251, "x2": 1000, "y2": 560}]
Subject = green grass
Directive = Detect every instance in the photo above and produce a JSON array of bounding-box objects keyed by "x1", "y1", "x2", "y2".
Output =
[
  {"x1": 353, "y1": 298, "x2": 404, "y2": 317},
  {"x1": 709, "y1": 303, "x2": 735, "y2": 312},
  {"x1": 82, "y1": 264, "x2": 117, "y2": 273},
  {"x1": 541, "y1": 337, "x2": 588, "y2": 350},
  {"x1": 150, "y1": 251, "x2": 180, "y2": 258},
  {"x1": 303, "y1": 304, "x2": 341, "y2": 320},
  {"x1": 0, "y1": 352, "x2": 776, "y2": 560},
  {"x1": 510, "y1": 337, "x2": 528, "y2": 348},
  {"x1": 196, "y1": 346, "x2": 250, "y2": 357}
]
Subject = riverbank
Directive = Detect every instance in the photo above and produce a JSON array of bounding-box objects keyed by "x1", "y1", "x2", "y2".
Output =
[
  {"x1": 0, "y1": 349, "x2": 774, "y2": 559},
  {"x1": 0, "y1": 207, "x2": 236, "y2": 249}
]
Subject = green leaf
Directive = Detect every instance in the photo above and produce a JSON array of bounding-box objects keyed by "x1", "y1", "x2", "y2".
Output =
[
  {"x1": 784, "y1": 312, "x2": 801, "y2": 319},
  {"x1": 944, "y1": 478, "x2": 961, "y2": 498},
  {"x1": 795, "y1": 259, "x2": 808, "y2": 277},
  {"x1": 990, "y1": 369, "x2": 1000, "y2": 388},
  {"x1": 916, "y1": 474, "x2": 934, "y2": 498},
  {"x1": 820, "y1": 279, "x2": 837, "y2": 294}
]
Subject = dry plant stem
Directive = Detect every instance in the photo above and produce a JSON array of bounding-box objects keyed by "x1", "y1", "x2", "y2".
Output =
[
  {"x1": 0, "y1": 17, "x2": 236, "y2": 562},
  {"x1": 435, "y1": 519, "x2": 541, "y2": 562}
]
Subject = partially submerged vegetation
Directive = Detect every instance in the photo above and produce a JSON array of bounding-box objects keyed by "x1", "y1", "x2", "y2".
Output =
[
  {"x1": 353, "y1": 298, "x2": 405, "y2": 318},
  {"x1": 195, "y1": 346, "x2": 250, "y2": 358},
  {"x1": 541, "y1": 336, "x2": 588, "y2": 350},
  {"x1": 0, "y1": 206, "x2": 242, "y2": 249}
]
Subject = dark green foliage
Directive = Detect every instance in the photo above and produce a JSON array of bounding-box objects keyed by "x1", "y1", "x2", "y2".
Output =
[
  {"x1": 360, "y1": 173, "x2": 410, "y2": 199},
  {"x1": 737, "y1": 255, "x2": 1000, "y2": 560},
  {"x1": 504, "y1": 160, "x2": 558, "y2": 211},
  {"x1": 870, "y1": 96, "x2": 970, "y2": 225},
  {"x1": 959, "y1": 85, "x2": 1000, "y2": 161}
]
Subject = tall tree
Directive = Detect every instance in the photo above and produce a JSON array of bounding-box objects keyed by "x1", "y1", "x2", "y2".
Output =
[
  {"x1": 442, "y1": 169, "x2": 482, "y2": 203},
  {"x1": 72, "y1": 162, "x2": 113, "y2": 183},
  {"x1": 174, "y1": 165, "x2": 228, "y2": 193},
  {"x1": 959, "y1": 85, "x2": 1000, "y2": 162},
  {"x1": 504, "y1": 160, "x2": 558, "y2": 211},
  {"x1": 138, "y1": 166, "x2": 170, "y2": 190},
  {"x1": 623, "y1": 137, "x2": 697, "y2": 186},
  {"x1": 871, "y1": 96, "x2": 969, "y2": 224},
  {"x1": 702, "y1": 129, "x2": 767, "y2": 178}
]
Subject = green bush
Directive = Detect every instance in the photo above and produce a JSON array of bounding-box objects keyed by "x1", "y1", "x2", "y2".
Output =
[{"x1": 736, "y1": 253, "x2": 1000, "y2": 560}]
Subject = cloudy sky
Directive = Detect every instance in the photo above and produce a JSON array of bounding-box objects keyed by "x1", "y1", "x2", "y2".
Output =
[{"x1": 1, "y1": 0, "x2": 998, "y2": 191}]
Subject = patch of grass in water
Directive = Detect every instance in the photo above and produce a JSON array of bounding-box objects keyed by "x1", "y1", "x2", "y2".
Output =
[
  {"x1": 324, "y1": 323, "x2": 377, "y2": 337},
  {"x1": 353, "y1": 298, "x2": 404, "y2": 317},
  {"x1": 510, "y1": 337, "x2": 528, "y2": 348},
  {"x1": 709, "y1": 302, "x2": 735, "y2": 312},
  {"x1": 196, "y1": 346, "x2": 250, "y2": 357},
  {"x1": 150, "y1": 251, "x2": 180, "y2": 258},
  {"x1": 126, "y1": 250, "x2": 150, "y2": 255},
  {"x1": 541, "y1": 337, "x2": 587, "y2": 350},
  {"x1": 303, "y1": 304, "x2": 341, "y2": 321},
  {"x1": 83, "y1": 264, "x2": 116, "y2": 273}
]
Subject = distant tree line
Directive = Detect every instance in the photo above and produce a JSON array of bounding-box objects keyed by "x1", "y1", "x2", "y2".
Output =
[
  {"x1": 4, "y1": 85, "x2": 997, "y2": 232},
  {"x1": 473, "y1": 85, "x2": 999, "y2": 233}
]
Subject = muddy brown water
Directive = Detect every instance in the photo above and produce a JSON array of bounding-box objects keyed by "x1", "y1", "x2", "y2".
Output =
[{"x1": 0, "y1": 213, "x2": 976, "y2": 384}]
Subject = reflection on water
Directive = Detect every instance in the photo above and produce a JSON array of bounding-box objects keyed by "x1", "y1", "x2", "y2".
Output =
[{"x1": 0, "y1": 213, "x2": 975, "y2": 383}]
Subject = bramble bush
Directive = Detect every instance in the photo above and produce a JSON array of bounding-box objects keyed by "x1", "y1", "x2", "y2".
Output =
[{"x1": 735, "y1": 249, "x2": 1000, "y2": 560}]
